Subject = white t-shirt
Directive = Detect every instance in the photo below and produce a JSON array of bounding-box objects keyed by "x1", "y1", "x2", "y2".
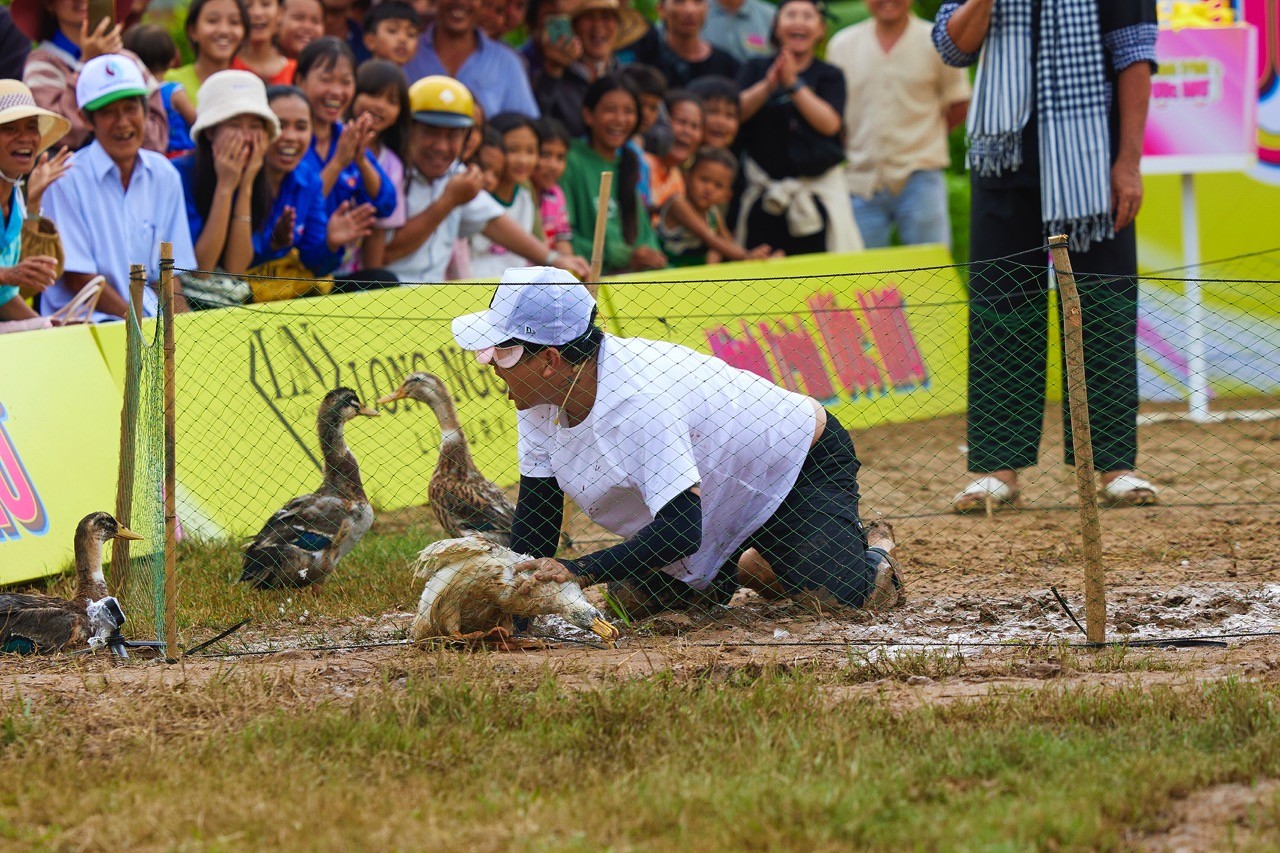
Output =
[
  {"x1": 517, "y1": 336, "x2": 817, "y2": 588},
  {"x1": 470, "y1": 184, "x2": 540, "y2": 280},
  {"x1": 383, "y1": 161, "x2": 505, "y2": 283}
]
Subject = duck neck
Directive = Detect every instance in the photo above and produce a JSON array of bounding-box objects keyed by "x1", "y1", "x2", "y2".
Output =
[
  {"x1": 319, "y1": 413, "x2": 365, "y2": 500},
  {"x1": 73, "y1": 530, "x2": 109, "y2": 602},
  {"x1": 428, "y1": 395, "x2": 474, "y2": 476}
]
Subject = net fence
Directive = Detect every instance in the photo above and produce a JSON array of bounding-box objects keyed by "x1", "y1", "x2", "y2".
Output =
[{"x1": 161, "y1": 244, "x2": 1280, "y2": 655}]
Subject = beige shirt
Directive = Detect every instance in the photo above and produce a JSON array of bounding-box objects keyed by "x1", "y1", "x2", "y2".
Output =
[{"x1": 827, "y1": 16, "x2": 971, "y2": 198}]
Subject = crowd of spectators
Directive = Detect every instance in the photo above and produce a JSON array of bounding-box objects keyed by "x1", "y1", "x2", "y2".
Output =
[{"x1": 0, "y1": 0, "x2": 973, "y2": 323}]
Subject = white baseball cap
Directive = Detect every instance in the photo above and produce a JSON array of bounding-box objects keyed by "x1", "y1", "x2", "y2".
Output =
[
  {"x1": 76, "y1": 54, "x2": 149, "y2": 112},
  {"x1": 452, "y1": 267, "x2": 594, "y2": 351}
]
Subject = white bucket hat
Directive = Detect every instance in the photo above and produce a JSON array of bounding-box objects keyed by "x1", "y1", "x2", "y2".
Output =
[
  {"x1": 189, "y1": 70, "x2": 282, "y2": 143},
  {"x1": 75, "y1": 54, "x2": 149, "y2": 112},
  {"x1": 452, "y1": 267, "x2": 593, "y2": 358},
  {"x1": 0, "y1": 79, "x2": 71, "y2": 156}
]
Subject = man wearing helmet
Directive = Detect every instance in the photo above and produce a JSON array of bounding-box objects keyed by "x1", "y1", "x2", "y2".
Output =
[{"x1": 383, "y1": 76, "x2": 590, "y2": 282}]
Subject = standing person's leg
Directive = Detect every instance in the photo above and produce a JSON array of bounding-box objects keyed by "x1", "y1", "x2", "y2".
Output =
[
  {"x1": 958, "y1": 180, "x2": 1052, "y2": 510},
  {"x1": 749, "y1": 417, "x2": 902, "y2": 609},
  {"x1": 605, "y1": 561, "x2": 740, "y2": 622},
  {"x1": 1059, "y1": 223, "x2": 1153, "y2": 503},
  {"x1": 852, "y1": 190, "x2": 894, "y2": 249},
  {"x1": 744, "y1": 198, "x2": 830, "y2": 257},
  {"x1": 892, "y1": 169, "x2": 952, "y2": 249}
]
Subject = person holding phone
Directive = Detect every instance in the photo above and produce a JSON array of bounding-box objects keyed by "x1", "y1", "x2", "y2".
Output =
[{"x1": 14, "y1": 0, "x2": 170, "y2": 152}]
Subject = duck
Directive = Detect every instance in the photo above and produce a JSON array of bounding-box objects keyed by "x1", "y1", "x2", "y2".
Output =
[
  {"x1": 379, "y1": 372, "x2": 517, "y2": 544},
  {"x1": 0, "y1": 512, "x2": 141, "y2": 654},
  {"x1": 409, "y1": 536, "x2": 619, "y2": 645},
  {"x1": 240, "y1": 387, "x2": 379, "y2": 590}
]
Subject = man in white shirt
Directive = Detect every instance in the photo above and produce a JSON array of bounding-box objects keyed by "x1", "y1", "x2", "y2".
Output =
[
  {"x1": 384, "y1": 75, "x2": 588, "y2": 282},
  {"x1": 827, "y1": 0, "x2": 970, "y2": 248},
  {"x1": 450, "y1": 266, "x2": 904, "y2": 620},
  {"x1": 40, "y1": 54, "x2": 194, "y2": 321}
]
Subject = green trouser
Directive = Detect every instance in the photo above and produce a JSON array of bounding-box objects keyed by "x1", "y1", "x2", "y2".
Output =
[{"x1": 967, "y1": 182, "x2": 1140, "y2": 474}]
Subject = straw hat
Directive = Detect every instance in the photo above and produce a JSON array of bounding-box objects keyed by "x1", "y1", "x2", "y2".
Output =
[
  {"x1": 189, "y1": 71, "x2": 282, "y2": 142},
  {"x1": 0, "y1": 80, "x2": 71, "y2": 156},
  {"x1": 567, "y1": 0, "x2": 650, "y2": 50}
]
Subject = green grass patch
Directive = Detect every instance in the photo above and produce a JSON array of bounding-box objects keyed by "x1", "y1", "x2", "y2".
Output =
[{"x1": 2, "y1": 661, "x2": 1278, "y2": 849}]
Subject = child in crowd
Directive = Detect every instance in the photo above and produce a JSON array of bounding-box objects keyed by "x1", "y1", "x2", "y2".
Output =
[
  {"x1": 460, "y1": 100, "x2": 487, "y2": 164},
  {"x1": 234, "y1": 0, "x2": 297, "y2": 84},
  {"x1": 657, "y1": 147, "x2": 774, "y2": 266},
  {"x1": 687, "y1": 75, "x2": 741, "y2": 150},
  {"x1": 619, "y1": 63, "x2": 666, "y2": 143},
  {"x1": 562, "y1": 75, "x2": 665, "y2": 275},
  {"x1": 477, "y1": 0, "x2": 509, "y2": 40},
  {"x1": 531, "y1": 117, "x2": 572, "y2": 253},
  {"x1": 645, "y1": 89, "x2": 702, "y2": 213},
  {"x1": 167, "y1": 0, "x2": 249, "y2": 107},
  {"x1": 362, "y1": 2, "x2": 421, "y2": 68},
  {"x1": 470, "y1": 113, "x2": 548, "y2": 279},
  {"x1": 320, "y1": 0, "x2": 371, "y2": 63},
  {"x1": 347, "y1": 60, "x2": 410, "y2": 270},
  {"x1": 123, "y1": 24, "x2": 197, "y2": 159},
  {"x1": 472, "y1": 127, "x2": 504, "y2": 194},
  {"x1": 278, "y1": 0, "x2": 324, "y2": 57},
  {"x1": 294, "y1": 37, "x2": 396, "y2": 220}
]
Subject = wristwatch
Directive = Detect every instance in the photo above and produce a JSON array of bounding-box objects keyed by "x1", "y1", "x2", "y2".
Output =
[
  {"x1": 544, "y1": 248, "x2": 562, "y2": 266},
  {"x1": 786, "y1": 80, "x2": 806, "y2": 95}
]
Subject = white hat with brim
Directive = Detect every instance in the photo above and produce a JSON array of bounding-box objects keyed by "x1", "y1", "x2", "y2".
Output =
[
  {"x1": 452, "y1": 267, "x2": 594, "y2": 350},
  {"x1": 76, "y1": 54, "x2": 149, "y2": 112},
  {"x1": 189, "y1": 70, "x2": 282, "y2": 143},
  {"x1": 0, "y1": 79, "x2": 71, "y2": 156}
]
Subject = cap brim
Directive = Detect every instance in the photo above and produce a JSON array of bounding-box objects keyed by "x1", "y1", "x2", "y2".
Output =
[
  {"x1": 82, "y1": 87, "x2": 148, "y2": 113},
  {"x1": 452, "y1": 310, "x2": 509, "y2": 351},
  {"x1": 411, "y1": 111, "x2": 474, "y2": 128}
]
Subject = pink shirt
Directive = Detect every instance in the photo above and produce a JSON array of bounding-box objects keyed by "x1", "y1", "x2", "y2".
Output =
[{"x1": 539, "y1": 184, "x2": 572, "y2": 248}]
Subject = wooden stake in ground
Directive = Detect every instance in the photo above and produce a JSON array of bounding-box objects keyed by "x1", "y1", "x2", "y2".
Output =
[
  {"x1": 160, "y1": 242, "x2": 178, "y2": 658},
  {"x1": 111, "y1": 266, "x2": 147, "y2": 593},
  {"x1": 1048, "y1": 234, "x2": 1106, "y2": 645},
  {"x1": 586, "y1": 171, "x2": 613, "y2": 297}
]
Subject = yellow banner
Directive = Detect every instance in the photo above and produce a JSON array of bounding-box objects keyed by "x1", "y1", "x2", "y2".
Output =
[{"x1": 0, "y1": 326, "x2": 122, "y2": 584}]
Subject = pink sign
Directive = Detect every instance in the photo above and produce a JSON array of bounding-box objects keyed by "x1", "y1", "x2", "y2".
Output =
[{"x1": 1142, "y1": 25, "x2": 1259, "y2": 174}]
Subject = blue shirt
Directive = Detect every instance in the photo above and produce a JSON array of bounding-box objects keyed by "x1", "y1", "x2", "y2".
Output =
[
  {"x1": 0, "y1": 185, "x2": 23, "y2": 307},
  {"x1": 404, "y1": 26, "x2": 541, "y2": 119},
  {"x1": 160, "y1": 81, "x2": 195, "y2": 157},
  {"x1": 303, "y1": 121, "x2": 398, "y2": 219},
  {"x1": 40, "y1": 141, "x2": 196, "y2": 322}
]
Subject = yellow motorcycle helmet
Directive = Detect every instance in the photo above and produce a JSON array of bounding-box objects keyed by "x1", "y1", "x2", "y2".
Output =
[{"x1": 408, "y1": 76, "x2": 476, "y2": 128}]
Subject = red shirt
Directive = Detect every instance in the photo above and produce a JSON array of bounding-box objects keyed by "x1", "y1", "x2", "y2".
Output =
[{"x1": 231, "y1": 55, "x2": 298, "y2": 86}]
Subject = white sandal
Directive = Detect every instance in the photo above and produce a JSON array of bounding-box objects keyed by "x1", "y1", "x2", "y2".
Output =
[
  {"x1": 1100, "y1": 473, "x2": 1158, "y2": 507},
  {"x1": 953, "y1": 476, "x2": 1020, "y2": 515}
]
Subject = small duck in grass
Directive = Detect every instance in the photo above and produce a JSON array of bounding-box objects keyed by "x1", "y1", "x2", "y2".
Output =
[
  {"x1": 240, "y1": 388, "x2": 379, "y2": 590},
  {"x1": 0, "y1": 512, "x2": 140, "y2": 654}
]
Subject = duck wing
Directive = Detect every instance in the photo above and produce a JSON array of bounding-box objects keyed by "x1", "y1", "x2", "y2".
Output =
[
  {"x1": 248, "y1": 494, "x2": 358, "y2": 552},
  {"x1": 430, "y1": 475, "x2": 516, "y2": 541},
  {"x1": 0, "y1": 595, "x2": 85, "y2": 653}
]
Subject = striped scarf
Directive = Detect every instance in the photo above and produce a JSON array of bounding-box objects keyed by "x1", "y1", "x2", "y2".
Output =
[{"x1": 967, "y1": 0, "x2": 1113, "y2": 251}]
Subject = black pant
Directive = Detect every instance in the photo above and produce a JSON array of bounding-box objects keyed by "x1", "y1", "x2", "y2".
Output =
[
  {"x1": 967, "y1": 179, "x2": 1140, "y2": 473},
  {"x1": 616, "y1": 414, "x2": 880, "y2": 610}
]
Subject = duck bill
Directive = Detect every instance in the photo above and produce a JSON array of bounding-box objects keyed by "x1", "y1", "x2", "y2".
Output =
[
  {"x1": 358, "y1": 405, "x2": 381, "y2": 417},
  {"x1": 376, "y1": 387, "x2": 408, "y2": 405},
  {"x1": 589, "y1": 617, "x2": 619, "y2": 641},
  {"x1": 114, "y1": 527, "x2": 144, "y2": 541}
]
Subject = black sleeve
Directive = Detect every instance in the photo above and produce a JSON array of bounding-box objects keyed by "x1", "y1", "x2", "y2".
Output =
[
  {"x1": 1099, "y1": 0, "x2": 1158, "y2": 35},
  {"x1": 0, "y1": 10, "x2": 30, "y2": 81},
  {"x1": 810, "y1": 61, "x2": 847, "y2": 118},
  {"x1": 736, "y1": 56, "x2": 771, "y2": 90},
  {"x1": 510, "y1": 476, "x2": 565, "y2": 558},
  {"x1": 562, "y1": 488, "x2": 702, "y2": 585}
]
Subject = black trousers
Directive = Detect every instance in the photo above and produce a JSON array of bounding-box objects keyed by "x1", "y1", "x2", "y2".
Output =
[{"x1": 967, "y1": 178, "x2": 1140, "y2": 473}]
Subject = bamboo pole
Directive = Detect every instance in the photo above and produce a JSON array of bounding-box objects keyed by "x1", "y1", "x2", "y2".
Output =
[
  {"x1": 1048, "y1": 235, "x2": 1106, "y2": 645},
  {"x1": 160, "y1": 242, "x2": 178, "y2": 658},
  {"x1": 111, "y1": 267, "x2": 146, "y2": 594},
  {"x1": 586, "y1": 171, "x2": 613, "y2": 297}
]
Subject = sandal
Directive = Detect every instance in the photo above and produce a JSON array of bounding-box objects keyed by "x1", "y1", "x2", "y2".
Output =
[
  {"x1": 1099, "y1": 473, "x2": 1158, "y2": 507},
  {"x1": 953, "y1": 476, "x2": 1020, "y2": 515}
]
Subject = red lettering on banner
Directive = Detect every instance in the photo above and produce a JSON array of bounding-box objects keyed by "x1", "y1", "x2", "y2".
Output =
[
  {"x1": 0, "y1": 403, "x2": 49, "y2": 541},
  {"x1": 756, "y1": 317, "x2": 838, "y2": 401},
  {"x1": 858, "y1": 286, "x2": 928, "y2": 390},
  {"x1": 705, "y1": 321, "x2": 775, "y2": 381},
  {"x1": 807, "y1": 292, "x2": 885, "y2": 399}
]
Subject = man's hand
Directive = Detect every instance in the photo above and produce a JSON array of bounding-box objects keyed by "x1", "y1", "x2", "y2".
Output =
[
  {"x1": 0, "y1": 257, "x2": 59, "y2": 293},
  {"x1": 513, "y1": 558, "x2": 576, "y2": 592},
  {"x1": 1111, "y1": 158, "x2": 1143, "y2": 232},
  {"x1": 629, "y1": 245, "x2": 667, "y2": 271},
  {"x1": 553, "y1": 253, "x2": 591, "y2": 280},
  {"x1": 443, "y1": 164, "x2": 485, "y2": 208},
  {"x1": 540, "y1": 31, "x2": 582, "y2": 76}
]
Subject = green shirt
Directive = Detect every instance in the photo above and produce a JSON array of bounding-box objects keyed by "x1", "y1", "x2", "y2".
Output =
[
  {"x1": 561, "y1": 139, "x2": 661, "y2": 275},
  {"x1": 165, "y1": 64, "x2": 202, "y2": 107}
]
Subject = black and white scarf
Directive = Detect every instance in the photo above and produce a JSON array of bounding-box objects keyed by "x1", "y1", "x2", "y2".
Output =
[{"x1": 967, "y1": 0, "x2": 1113, "y2": 251}]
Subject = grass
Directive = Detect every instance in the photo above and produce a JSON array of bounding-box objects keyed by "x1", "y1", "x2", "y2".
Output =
[{"x1": 1, "y1": 658, "x2": 1278, "y2": 849}]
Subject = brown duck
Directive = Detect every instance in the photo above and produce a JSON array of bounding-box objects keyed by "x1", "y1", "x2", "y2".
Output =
[
  {"x1": 0, "y1": 512, "x2": 141, "y2": 654},
  {"x1": 240, "y1": 387, "x2": 379, "y2": 589}
]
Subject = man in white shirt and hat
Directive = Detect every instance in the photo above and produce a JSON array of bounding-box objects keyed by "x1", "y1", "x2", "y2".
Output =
[{"x1": 450, "y1": 266, "x2": 904, "y2": 620}]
